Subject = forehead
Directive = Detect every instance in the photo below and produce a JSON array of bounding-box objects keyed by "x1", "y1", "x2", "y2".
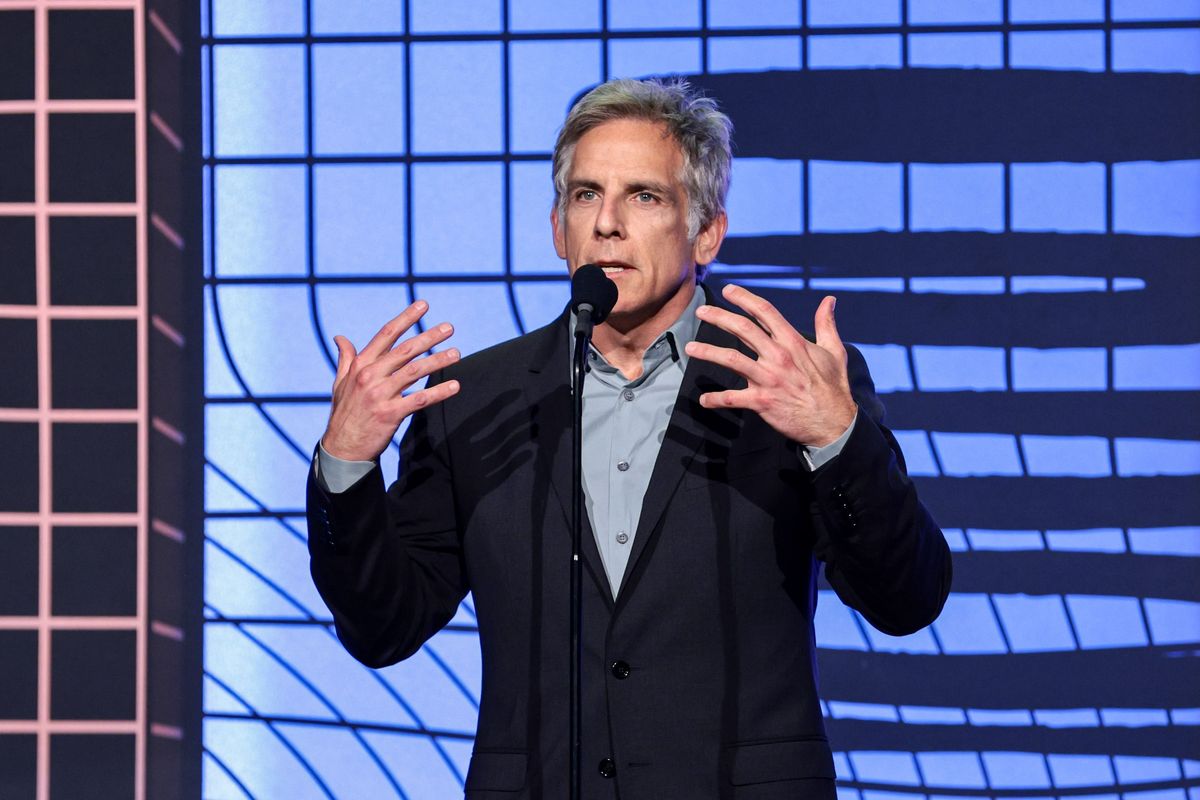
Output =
[{"x1": 569, "y1": 118, "x2": 684, "y2": 181}]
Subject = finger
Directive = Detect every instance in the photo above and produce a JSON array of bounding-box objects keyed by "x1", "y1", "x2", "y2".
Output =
[
  {"x1": 392, "y1": 378, "x2": 462, "y2": 418},
  {"x1": 377, "y1": 321, "x2": 456, "y2": 375},
  {"x1": 721, "y1": 283, "x2": 801, "y2": 343},
  {"x1": 387, "y1": 347, "x2": 462, "y2": 393},
  {"x1": 696, "y1": 304, "x2": 779, "y2": 358},
  {"x1": 813, "y1": 295, "x2": 844, "y2": 354},
  {"x1": 684, "y1": 341, "x2": 771, "y2": 386},
  {"x1": 697, "y1": 388, "x2": 757, "y2": 410},
  {"x1": 332, "y1": 335, "x2": 356, "y2": 387},
  {"x1": 359, "y1": 299, "x2": 429, "y2": 361}
]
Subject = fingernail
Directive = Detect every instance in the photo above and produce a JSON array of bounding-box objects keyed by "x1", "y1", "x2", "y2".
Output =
[
  {"x1": 447, "y1": 348, "x2": 460, "y2": 360},
  {"x1": 414, "y1": 300, "x2": 428, "y2": 311},
  {"x1": 440, "y1": 323, "x2": 452, "y2": 334}
]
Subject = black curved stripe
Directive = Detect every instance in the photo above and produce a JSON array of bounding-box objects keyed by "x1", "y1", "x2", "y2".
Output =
[
  {"x1": 694, "y1": 69, "x2": 1200, "y2": 162},
  {"x1": 914, "y1": 476, "x2": 1200, "y2": 529},
  {"x1": 817, "y1": 647, "x2": 1199, "y2": 707}
]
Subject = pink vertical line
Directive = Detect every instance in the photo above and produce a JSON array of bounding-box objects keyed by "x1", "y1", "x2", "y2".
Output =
[
  {"x1": 34, "y1": 3, "x2": 51, "y2": 798},
  {"x1": 134, "y1": 2, "x2": 149, "y2": 798}
]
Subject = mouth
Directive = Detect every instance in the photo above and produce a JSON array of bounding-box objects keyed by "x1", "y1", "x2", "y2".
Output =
[{"x1": 594, "y1": 261, "x2": 633, "y2": 276}]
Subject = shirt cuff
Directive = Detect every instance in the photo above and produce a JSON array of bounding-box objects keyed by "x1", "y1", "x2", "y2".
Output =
[
  {"x1": 801, "y1": 411, "x2": 858, "y2": 471},
  {"x1": 315, "y1": 442, "x2": 377, "y2": 494}
]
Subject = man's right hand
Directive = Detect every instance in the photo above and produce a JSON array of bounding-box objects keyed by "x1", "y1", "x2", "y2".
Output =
[{"x1": 320, "y1": 299, "x2": 461, "y2": 463}]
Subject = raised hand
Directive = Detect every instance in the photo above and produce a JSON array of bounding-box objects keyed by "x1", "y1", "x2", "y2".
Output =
[
  {"x1": 684, "y1": 284, "x2": 857, "y2": 448},
  {"x1": 320, "y1": 300, "x2": 461, "y2": 462}
]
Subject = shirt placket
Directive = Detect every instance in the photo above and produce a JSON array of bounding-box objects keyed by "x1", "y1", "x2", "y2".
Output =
[{"x1": 609, "y1": 379, "x2": 636, "y2": 566}]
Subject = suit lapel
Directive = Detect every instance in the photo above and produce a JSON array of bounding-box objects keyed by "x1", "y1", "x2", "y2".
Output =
[
  {"x1": 522, "y1": 312, "x2": 616, "y2": 607},
  {"x1": 615, "y1": 314, "x2": 748, "y2": 601}
]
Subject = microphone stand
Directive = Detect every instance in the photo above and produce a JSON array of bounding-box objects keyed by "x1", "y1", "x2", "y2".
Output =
[{"x1": 569, "y1": 304, "x2": 596, "y2": 800}]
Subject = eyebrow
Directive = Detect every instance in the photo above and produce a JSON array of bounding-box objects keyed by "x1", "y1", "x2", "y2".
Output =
[{"x1": 628, "y1": 180, "x2": 674, "y2": 198}]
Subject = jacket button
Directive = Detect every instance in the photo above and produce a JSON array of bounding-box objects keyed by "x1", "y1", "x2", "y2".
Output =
[
  {"x1": 598, "y1": 758, "x2": 616, "y2": 778},
  {"x1": 611, "y1": 660, "x2": 630, "y2": 679}
]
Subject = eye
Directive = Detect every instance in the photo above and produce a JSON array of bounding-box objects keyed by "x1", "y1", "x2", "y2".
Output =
[
  {"x1": 575, "y1": 189, "x2": 597, "y2": 201},
  {"x1": 635, "y1": 191, "x2": 657, "y2": 203}
]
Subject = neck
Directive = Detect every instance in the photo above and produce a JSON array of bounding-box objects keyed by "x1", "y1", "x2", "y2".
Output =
[{"x1": 590, "y1": 282, "x2": 696, "y2": 380}]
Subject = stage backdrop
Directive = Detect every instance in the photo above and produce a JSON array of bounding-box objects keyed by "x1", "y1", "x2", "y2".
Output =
[{"x1": 200, "y1": 1, "x2": 1200, "y2": 798}]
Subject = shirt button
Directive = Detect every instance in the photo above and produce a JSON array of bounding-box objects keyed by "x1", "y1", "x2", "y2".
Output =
[
  {"x1": 611, "y1": 660, "x2": 631, "y2": 679},
  {"x1": 622, "y1": 389, "x2": 635, "y2": 401},
  {"x1": 598, "y1": 758, "x2": 616, "y2": 778},
  {"x1": 615, "y1": 531, "x2": 629, "y2": 545},
  {"x1": 617, "y1": 460, "x2": 630, "y2": 471}
]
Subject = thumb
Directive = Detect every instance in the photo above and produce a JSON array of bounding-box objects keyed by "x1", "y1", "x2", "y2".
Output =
[
  {"x1": 332, "y1": 335, "x2": 356, "y2": 386},
  {"x1": 814, "y1": 296, "x2": 843, "y2": 353}
]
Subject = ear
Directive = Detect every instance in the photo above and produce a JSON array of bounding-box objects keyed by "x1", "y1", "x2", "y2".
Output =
[
  {"x1": 551, "y1": 204, "x2": 567, "y2": 260},
  {"x1": 692, "y1": 211, "x2": 728, "y2": 268}
]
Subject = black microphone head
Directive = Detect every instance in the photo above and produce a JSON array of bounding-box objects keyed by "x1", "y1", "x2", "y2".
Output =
[{"x1": 570, "y1": 264, "x2": 619, "y2": 325}]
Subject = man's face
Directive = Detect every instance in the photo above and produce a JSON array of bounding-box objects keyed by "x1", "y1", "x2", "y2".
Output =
[{"x1": 552, "y1": 118, "x2": 725, "y2": 333}]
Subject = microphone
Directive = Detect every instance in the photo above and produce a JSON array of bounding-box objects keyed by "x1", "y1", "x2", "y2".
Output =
[
  {"x1": 570, "y1": 264, "x2": 618, "y2": 339},
  {"x1": 566, "y1": 262, "x2": 616, "y2": 800}
]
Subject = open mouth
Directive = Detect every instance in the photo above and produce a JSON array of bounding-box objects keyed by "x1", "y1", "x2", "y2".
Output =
[{"x1": 596, "y1": 262, "x2": 632, "y2": 275}]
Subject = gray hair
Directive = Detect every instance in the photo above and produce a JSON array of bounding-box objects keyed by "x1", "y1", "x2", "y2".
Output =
[{"x1": 552, "y1": 77, "x2": 733, "y2": 245}]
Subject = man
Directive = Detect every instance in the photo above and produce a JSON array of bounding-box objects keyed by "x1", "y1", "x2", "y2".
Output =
[{"x1": 308, "y1": 78, "x2": 951, "y2": 799}]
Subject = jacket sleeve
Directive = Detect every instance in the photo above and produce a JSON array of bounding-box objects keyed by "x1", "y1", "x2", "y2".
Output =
[
  {"x1": 306, "y1": 374, "x2": 467, "y2": 668},
  {"x1": 808, "y1": 344, "x2": 953, "y2": 636}
]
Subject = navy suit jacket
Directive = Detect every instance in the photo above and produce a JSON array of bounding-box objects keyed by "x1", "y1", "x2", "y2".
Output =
[{"x1": 307, "y1": 292, "x2": 952, "y2": 799}]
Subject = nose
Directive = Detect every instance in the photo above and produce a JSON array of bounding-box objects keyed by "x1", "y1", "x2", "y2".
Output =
[{"x1": 594, "y1": 195, "x2": 625, "y2": 239}]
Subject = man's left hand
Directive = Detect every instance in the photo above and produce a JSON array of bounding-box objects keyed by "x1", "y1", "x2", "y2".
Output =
[{"x1": 684, "y1": 284, "x2": 858, "y2": 448}]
